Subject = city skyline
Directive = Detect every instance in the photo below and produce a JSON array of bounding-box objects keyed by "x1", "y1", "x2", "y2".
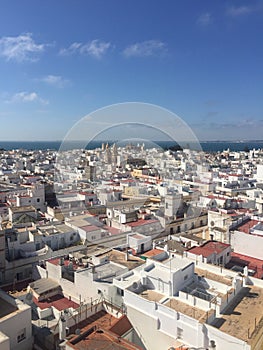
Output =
[{"x1": 0, "y1": 0, "x2": 262, "y2": 141}]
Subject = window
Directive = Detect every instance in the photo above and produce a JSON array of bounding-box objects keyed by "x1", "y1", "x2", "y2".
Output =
[
  {"x1": 184, "y1": 275, "x2": 188, "y2": 280},
  {"x1": 17, "y1": 328, "x2": 26, "y2": 343},
  {"x1": 117, "y1": 287, "x2": 124, "y2": 296},
  {"x1": 177, "y1": 327, "x2": 183, "y2": 339},
  {"x1": 37, "y1": 198, "x2": 40, "y2": 202}
]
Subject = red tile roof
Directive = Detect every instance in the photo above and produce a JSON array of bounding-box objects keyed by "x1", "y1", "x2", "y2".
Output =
[
  {"x1": 188, "y1": 241, "x2": 230, "y2": 258},
  {"x1": 103, "y1": 226, "x2": 121, "y2": 235},
  {"x1": 142, "y1": 249, "x2": 164, "y2": 257},
  {"x1": 47, "y1": 258, "x2": 79, "y2": 270},
  {"x1": 68, "y1": 312, "x2": 143, "y2": 350},
  {"x1": 236, "y1": 220, "x2": 259, "y2": 234},
  {"x1": 80, "y1": 225, "x2": 100, "y2": 232},
  {"x1": 33, "y1": 294, "x2": 79, "y2": 311},
  {"x1": 126, "y1": 218, "x2": 158, "y2": 227},
  {"x1": 109, "y1": 315, "x2": 133, "y2": 336},
  {"x1": 230, "y1": 252, "x2": 263, "y2": 279}
]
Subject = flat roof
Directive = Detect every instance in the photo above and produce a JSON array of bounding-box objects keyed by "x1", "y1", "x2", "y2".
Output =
[
  {"x1": 40, "y1": 223, "x2": 73, "y2": 234},
  {"x1": 165, "y1": 297, "x2": 214, "y2": 323},
  {"x1": 33, "y1": 294, "x2": 79, "y2": 311},
  {"x1": 47, "y1": 257, "x2": 80, "y2": 270},
  {"x1": 188, "y1": 241, "x2": 230, "y2": 258},
  {"x1": 126, "y1": 218, "x2": 159, "y2": 228},
  {"x1": 77, "y1": 261, "x2": 126, "y2": 282},
  {"x1": 163, "y1": 256, "x2": 194, "y2": 271},
  {"x1": 10, "y1": 205, "x2": 35, "y2": 213},
  {"x1": 106, "y1": 198, "x2": 146, "y2": 208},
  {"x1": 213, "y1": 286, "x2": 263, "y2": 343},
  {"x1": 100, "y1": 250, "x2": 145, "y2": 270},
  {"x1": 228, "y1": 252, "x2": 263, "y2": 279},
  {"x1": 80, "y1": 225, "x2": 100, "y2": 232},
  {"x1": 142, "y1": 248, "x2": 165, "y2": 258},
  {"x1": 129, "y1": 233, "x2": 147, "y2": 240},
  {"x1": 195, "y1": 267, "x2": 233, "y2": 286},
  {"x1": 103, "y1": 225, "x2": 121, "y2": 235},
  {"x1": 67, "y1": 219, "x2": 93, "y2": 228},
  {"x1": 0, "y1": 297, "x2": 18, "y2": 318},
  {"x1": 140, "y1": 289, "x2": 164, "y2": 303},
  {"x1": 30, "y1": 278, "x2": 60, "y2": 295}
]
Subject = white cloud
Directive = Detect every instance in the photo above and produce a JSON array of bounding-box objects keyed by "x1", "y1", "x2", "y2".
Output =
[
  {"x1": 197, "y1": 12, "x2": 212, "y2": 26},
  {"x1": 123, "y1": 40, "x2": 166, "y2": 57},
  {"x1": 41, "y1": 75, "x2": 69, "y2": 88},
  {"x1": 60, "y1": 39, "x2": 111, "y2": 59},
  {"x1": 226, "y1": 6, "x2": 254, "y2": 17},
  {"x1": 0, "y1": 33, "x2": 45, "y2": 62},
  {"x1": 8, "y1": 91, "x2": 48, "y2": 105},
  {"x1": 59, "y1": 42, "x2": 82, "y2": 55}
]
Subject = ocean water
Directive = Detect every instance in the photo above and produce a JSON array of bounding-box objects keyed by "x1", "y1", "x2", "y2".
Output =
[{"x1": 0, "y1": 140, "x2": 263, "y2": 152}]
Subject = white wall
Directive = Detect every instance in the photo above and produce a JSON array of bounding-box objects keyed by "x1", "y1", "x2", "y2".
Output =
[
  {"x1": 231, "y1": 230, "x2": 263, "y2": 260},
  {"x1": 0, "y1": 294, "x2": 33, "y2": 350},
  {"x1": 206, "y1": 324, "x2": 250, "y2": 350},
  {"x1": 0, "y1": 332, "x2": 10, "y2": 350},
  {"x1": 124, "y1": 289, "x2": 251, "y2": 350}
]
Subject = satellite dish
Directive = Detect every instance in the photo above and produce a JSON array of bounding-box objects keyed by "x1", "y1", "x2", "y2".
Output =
[
  {"x1": 211, "y1": 221, "x2": 215, "y2": 227},
  {"x1": 75, "y1": 329, "x2": 81, "y2": 335},
  {"x1": 132, "y1": 282, "x2": 138, "y2": 289}
]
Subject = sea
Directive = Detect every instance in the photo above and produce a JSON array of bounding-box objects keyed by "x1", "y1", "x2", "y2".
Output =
[{"x1": 1, "y1": 140, "x2": 263, "y2": 153}]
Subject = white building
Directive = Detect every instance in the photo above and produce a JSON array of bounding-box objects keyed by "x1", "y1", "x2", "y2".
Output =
[
  {"x1": 113, "y1": 256, "x2": 263, "y2": 350},
  {"x1": 0, "y1": 289, "x2": 33, "y2": 350},
  {"x1": 16, "y1": 182, "x2": 46, "y2": 212}
]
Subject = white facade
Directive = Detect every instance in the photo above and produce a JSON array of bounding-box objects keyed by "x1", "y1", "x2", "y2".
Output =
[
  {"x1": 113, "y1": 257, "x2": 255, "y2": 350},
  {"x1": 0, "y1": 290, "x2": 33, "y2": 350},
  {"x1": 128, "y1": 233, "x2": 152, "y2": 254},
  {"x1": 231, "y1": 230, "x2": 263, "y2": 260},
  {"x1": 16, "y1": 183, "x2": 46, "y2": 212}
]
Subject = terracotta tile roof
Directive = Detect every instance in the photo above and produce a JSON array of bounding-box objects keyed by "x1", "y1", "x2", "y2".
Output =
[
  {"x1": 68, "y1": 312, "x2": 143, "y2": 350},
  {"x1": 126, "y1": 218, "x2": 158, "y2": 227},
  {"x1": 188, "y1": 241, "x2": 230, "y2": 258},
  {"x1": 109, "y1": 315, "x2": 133, "y2": 336},
  {"x1": 80, "y1": 225, "x2": 100, "y2": 232},
  {"x1": 230, "y1": 252, "x2": 263, "y2": 279},
  {"x1": 103, "y1": 225, "x2": 122, "y2": 235},
  {"x1": 47, "y1": 258, "x2": 79, "y2": 270},
  {"x1": 33, "y1": 294, "x2": 79, "y2": 311},
  {"x1": 142, "y1": 248, "x2": 164, "y2": 257},
  {"x1": 235, "y1": 219, "x2": 259, "y2": 234}
]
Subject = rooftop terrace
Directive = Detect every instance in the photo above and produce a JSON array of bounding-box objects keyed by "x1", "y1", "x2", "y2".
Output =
[
  {"x1": 164, "y1": 297, "x2": 214, "y2": 323},
  {"x1": 213, "y1": 286, "x2": 263, "y2": 343},
  {"x1": 195, "y1": 267, "x2": 233, "y2": 286},
  {"x1": 100, "y1": 249, "x2": 145, "y2": 270},
  {"x1": 140, "y1": 289, "x2": 164, "y2": 303}
]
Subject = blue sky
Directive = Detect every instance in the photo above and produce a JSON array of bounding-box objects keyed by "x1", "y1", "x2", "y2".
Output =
[{"x1": 0, "y1": 0, "x2": 262, "y2": 141}]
